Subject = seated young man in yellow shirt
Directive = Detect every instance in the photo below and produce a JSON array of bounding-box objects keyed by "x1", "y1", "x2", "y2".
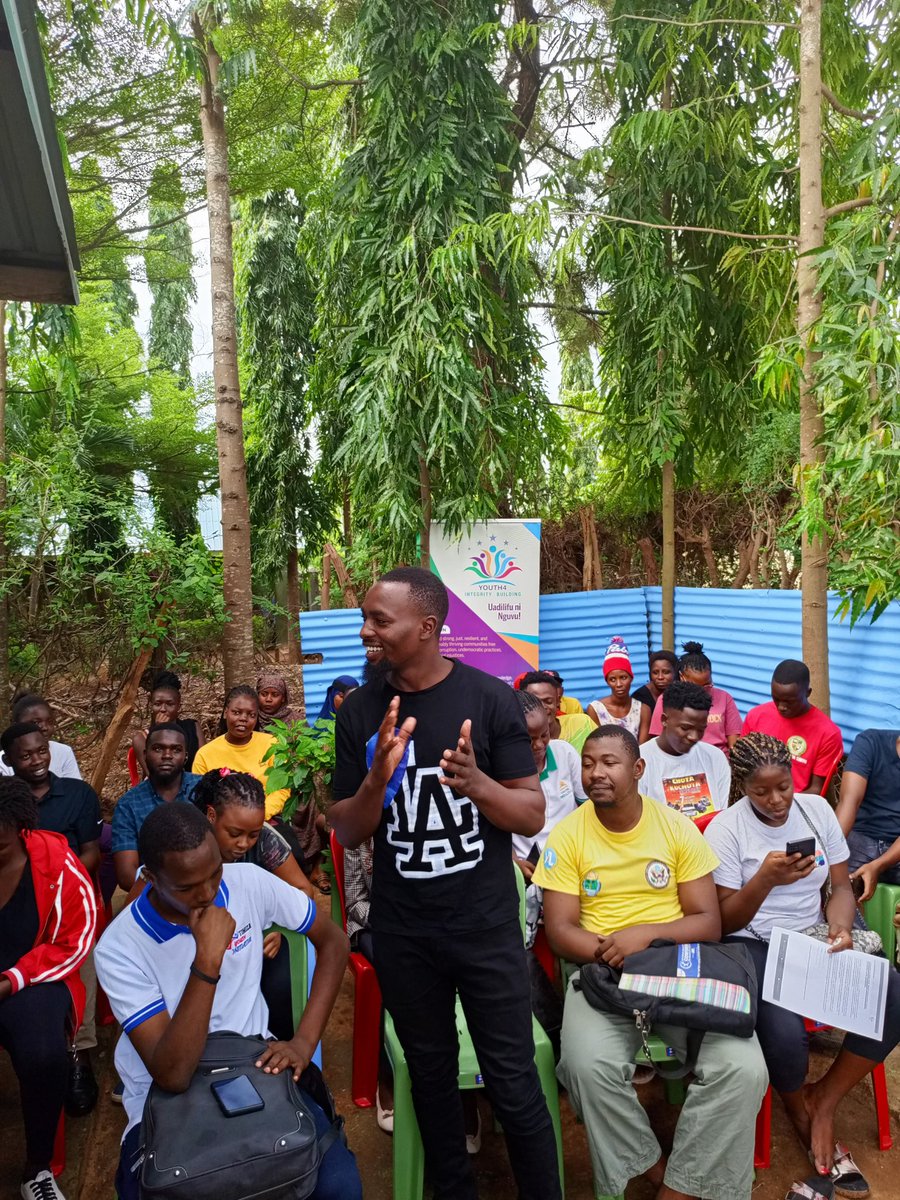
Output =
[{"x1": 534, "y1": 726, "x2": 767, "y2": 1200}]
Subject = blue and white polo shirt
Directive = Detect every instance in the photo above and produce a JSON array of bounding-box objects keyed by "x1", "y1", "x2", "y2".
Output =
[{"x1": 95, "y1": 862, "x2": 315, "y2": 1136}]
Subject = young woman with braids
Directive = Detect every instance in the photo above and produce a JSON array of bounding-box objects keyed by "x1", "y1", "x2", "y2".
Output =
[
  {"x1": 192, "y1": 769, "x2": 314, "y2": 1041},
  {"x1": 0, "y1": 778, "x2": 97, "y2": 1200},
  {"x1": 192, "y1": 685, "x2": 289, "y2": 819},
  {"x1": 705, "y1": 733, "x2": 900, "y2": 1198},
  {"x1": 647, "y1": 641, "x2": 742, "y2": 756},
  {"x1": 131, "y1": 671, "x2": 205, "y2": 775}
]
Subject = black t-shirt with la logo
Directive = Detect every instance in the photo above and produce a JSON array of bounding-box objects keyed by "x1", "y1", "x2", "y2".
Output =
[{"x1": 333, "y1": 660, "x2": 536, "y2": 935}]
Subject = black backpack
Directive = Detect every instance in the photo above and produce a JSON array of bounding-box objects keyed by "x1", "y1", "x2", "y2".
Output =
[
  {"x1": 575, "y1": 939, "x2": 758, "y2": 1076},
  {"x1": 140, "y1": 1032, "x2": 345, "y2": 1200}
]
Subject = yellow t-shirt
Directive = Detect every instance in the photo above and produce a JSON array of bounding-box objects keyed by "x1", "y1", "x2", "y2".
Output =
[
  {"x1": 559, "y1": 696, "x2": 584, "y2": 716},
  {"x1": 192, "y1": 732, "x2": 289, "y2": 819},
  {"x1": 532, "y1": 794, "x2": 719, "y2": 935},
  {"x1": 557, "y1": 713, "x2": 595, "y2": 754}
]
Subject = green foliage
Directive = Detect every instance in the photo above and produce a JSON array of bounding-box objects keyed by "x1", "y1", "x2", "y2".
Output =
[
  {"x1": 236, "y1": 191, "x2": 335, "y2": 582},
  {"x1": 263, "y1": 718, "x2": 335, "y2": 819},
  {"x1": 312, "y1": 0, "x2": 564, "y2": 562}
]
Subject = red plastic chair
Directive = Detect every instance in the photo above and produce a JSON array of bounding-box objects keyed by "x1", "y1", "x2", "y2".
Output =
[
  {"x1": 693, "y1": 810, "x2": 721, "y2": 835},
  {"x1": 693, "y1": 816, "x2": 893, "y2": 1164},
  {"x1": 754, "y1": 1021, "x2": 892, "y2": 1165},
  {"x1": 329, "y1": 830, "x2": 383, "y2": 1108},
  {"x1": 126, "y1": 746, "x2": 140, "y2": 787},
  {"x1": 818, "y1": 751, "x2": 844, "y2": 800}
]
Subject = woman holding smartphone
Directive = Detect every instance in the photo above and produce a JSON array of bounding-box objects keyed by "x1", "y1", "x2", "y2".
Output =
[{"x1": 705, "y1": 733, "x2": 900, "y2": 1199}]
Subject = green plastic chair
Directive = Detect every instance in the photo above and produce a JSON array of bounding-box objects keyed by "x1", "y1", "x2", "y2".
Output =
[
  {"x1": 863, "y1": 882, "x2": 900, "y2": 966},
  {"x1": 267, "y1": 924, "x2": 322, "y2": 1068},
  {"x1": 383, "y1": 870, "x2": 565, "y2": 1200}
]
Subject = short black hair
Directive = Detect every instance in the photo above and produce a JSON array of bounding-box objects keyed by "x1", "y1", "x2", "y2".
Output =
[
  {"x1": 146, "y1": 722, "x2": 187, "y2": 747},
  {"x1": 521, "y1": 671, "x2": 559, "y2": 689},
  {"x1": 662, "y1": 681, "x2": 712, "y2": 714},
  {"x1": 584, "y1": 724, "x2": 640, "y2": 762},
  {"x1": 772, "y1": 659, "x2": 810, "y2": 689},
  {"x1": 679, "y1": 641, "x2": 711, "y2": 674},
  {"x1": 11, "y1": 693, "x2": 49, "y2": 721},
  {"x1": 516, "y1": 690, "x2": 547, "y2": 719},
  {"x1": 139, "y1": 802, "x2": 214, "y2": 874},
  {"x1": 379, "y1": 566, "x2": 450, "y2": 628},
  {"x1": 152, "y1": 671, "x2": 182, "y2": 694},
  {"x1": 648, "y1": 650, "x2": 679, "y2": 673},
  {"x1": 0, "y1": 777, "x2": 38, "y2": 833},
  {"x1": 0, "y1": 721, "x2": 44, "y2": 756}
]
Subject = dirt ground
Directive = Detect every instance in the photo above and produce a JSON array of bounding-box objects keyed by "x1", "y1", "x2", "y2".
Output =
[{"x1": 1, "y1": 895, "x2": 898, "y2": 1200}]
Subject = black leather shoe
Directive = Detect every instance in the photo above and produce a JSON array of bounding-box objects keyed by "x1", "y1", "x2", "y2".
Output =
[{"x1": 65, "y1": 1054, "x2": 98, "y2": 1117}]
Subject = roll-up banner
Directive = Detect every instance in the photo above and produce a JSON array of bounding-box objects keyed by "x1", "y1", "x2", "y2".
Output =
[{"x1": 429, "y1": 519, "x2": 541, "y2": 685}]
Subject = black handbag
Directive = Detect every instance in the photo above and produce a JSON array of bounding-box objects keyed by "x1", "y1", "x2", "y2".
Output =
[
  {"x1": 140, "y1": 1032, "x2": 345, "y2": 1200},
  {"x1": 575, "y1": 939, "x2": 758, "y2": 1076}
]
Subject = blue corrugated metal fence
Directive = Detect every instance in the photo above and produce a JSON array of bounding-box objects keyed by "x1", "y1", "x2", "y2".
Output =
[{"x1": 300, "y1": 589, "x2": 900, "y2": 749}]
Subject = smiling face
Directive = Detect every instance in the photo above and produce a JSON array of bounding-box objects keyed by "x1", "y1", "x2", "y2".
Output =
[
  {"x1": 660, "y1": 704, "x2": 708, "y2": 756},
  {"x1": 147, "y1": 832, "x2": 224, "y2": 919},
  {"x1": 744, "y1": 763, "x2": 795, "y2": 826},
  {"x1": 224, "y1": 695, "x2": 257, "y2": 743},
  {"x1": 525, "y1": 707, "x2": 551, "y2": 774},
  {"x1": 359, "y1": 581, "x2": 437, "y2": 676},
  {"x1": 206, "y1": 802, "x2": 264, "y2": 862},
  {"x1": 581, "y1": 733, "x2": 644, "y2": 811},
  {"x1": 605, "y1": 669, "x2": 633, "y2": 701},
  {"x1": 7, "y1": 731, "x2": 51, "y2": 788}
]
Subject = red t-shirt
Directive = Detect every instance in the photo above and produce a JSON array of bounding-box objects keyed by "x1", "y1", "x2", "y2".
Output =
[
  {"x1": 649, "y1": 685, "x2": 742, "y2": 755},
  {"x1": 740, "y1": 701, "x2": 844, "y2": 791}
]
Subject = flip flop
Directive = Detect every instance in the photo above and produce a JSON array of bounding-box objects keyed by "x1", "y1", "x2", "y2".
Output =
[
  {"x1": 311, "y1": 872, "x2": 332, "y2": 895},
  {"x1": 814, "y1": 1144, "x2": 870, "y2": 1198},
  {"x1": 785, "y1": 1177, "x2": 835, "y2": 1200}
]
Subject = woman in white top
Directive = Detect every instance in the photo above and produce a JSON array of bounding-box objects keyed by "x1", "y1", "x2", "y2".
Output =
[
  {"x1": 706, "y1": 733, "x2": 900, "y2": 1196},
  {"x1": 587, "y1": 635, "x2": 642, "y2": 737}
]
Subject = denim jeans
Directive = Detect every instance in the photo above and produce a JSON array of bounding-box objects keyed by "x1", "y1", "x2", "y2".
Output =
[
  {"x1": 374, "y1": 919, "x2": 562, "y2": 1200},
  {"x1": 114, "y1": 1088, "x2": 361, "y2": 1199},
  {"x1": 847, "y1": 829, "x2": 900, "y2": 883}
]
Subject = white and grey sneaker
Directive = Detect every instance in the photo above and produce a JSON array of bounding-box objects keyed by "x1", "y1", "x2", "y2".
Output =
[{"x1": 20, "y1": 1170, "x2": 66, "y2": 1200}]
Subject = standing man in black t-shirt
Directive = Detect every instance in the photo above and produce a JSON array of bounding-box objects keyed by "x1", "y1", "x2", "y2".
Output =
[{"x1": 331, "y1": 567, "x2": 561, "y2": 1200}]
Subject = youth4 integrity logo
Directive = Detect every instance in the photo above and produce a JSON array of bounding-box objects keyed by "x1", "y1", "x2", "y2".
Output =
[{"x1": 464, "y1": 543, "x2": 522, "y2": 587}]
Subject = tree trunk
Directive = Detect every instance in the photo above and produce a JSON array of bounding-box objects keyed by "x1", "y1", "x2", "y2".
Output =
[
  {"x1": 579, "y1": 504, "x2": 603, "y2": 590},
  {"x1": 342, "y1": 486, "x2": 352, "y2": 548},
  {"x1": 0, "y1": 302, "x2": 8, "y2": 725},
  {"x1": 321, "y1": 549, "x2": 331, "y2": 612},
  {"x1": 797, "y1": 0, "x2": 830, "y2": 712},
  {"x1": 286, "y1": 545, "x2": 301, "y2": 666},
  {"x1": 194, "y1": 16, "x2": 255, "y2": 691},
  {"x1": 324, "y1": 542, "x2": 359, "y2": 608},
  {"x1": 418, "y1": 456, "x2": 432, "y2": 568},
  {"x1": 661, "y1": 459, "x2": 676, "y2": 649},
  {"x1": 638, "y1": 537, "x2": 659, "y2": 586},
  {"x1": 90, "y1": 643, "x2": 156, "y2": 799}
]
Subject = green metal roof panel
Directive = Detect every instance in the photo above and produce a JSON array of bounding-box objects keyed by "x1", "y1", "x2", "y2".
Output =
[{"x1": 0, "y1": 0, "x2": 79, "y2": 303}]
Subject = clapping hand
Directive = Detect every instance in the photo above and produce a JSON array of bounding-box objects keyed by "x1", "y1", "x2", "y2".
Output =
[
  {"x1": 369, "y1": 697, "x2": 416, "y2": 789},
  {"x1": 440, "y1": 720, "x2": 485, "y2": 799}
]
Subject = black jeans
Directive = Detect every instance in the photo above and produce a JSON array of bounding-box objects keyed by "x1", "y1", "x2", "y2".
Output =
[
  {"x1": 374, "y1": 919, "x2": 561, "y2": 1200},
  {"x1": 736, "y1": 936, "x2": 900, "y2": 1092},
  {"x1": 0, "y1": 981, "x2": 71, "y2": 1166}
]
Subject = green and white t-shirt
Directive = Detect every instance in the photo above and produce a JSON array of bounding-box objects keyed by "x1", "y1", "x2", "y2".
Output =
[{"x1": 512, "y1": 739, "x2": 586, "y2": 860}]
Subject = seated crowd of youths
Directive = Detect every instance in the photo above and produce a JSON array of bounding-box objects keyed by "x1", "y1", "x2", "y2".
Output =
[{"x1": 0, "y1": 574, "x2": 898, "y2": 1200}]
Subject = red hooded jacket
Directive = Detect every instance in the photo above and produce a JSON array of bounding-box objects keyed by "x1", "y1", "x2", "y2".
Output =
[{"x1": 1, "y1": 829, "x2": 97, "y2": 1030}]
